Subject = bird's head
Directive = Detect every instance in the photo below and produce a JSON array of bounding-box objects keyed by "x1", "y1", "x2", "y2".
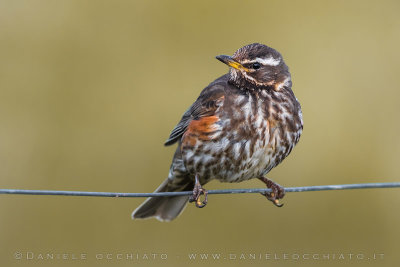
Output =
[{"x1": 216, "y1": 43, "x2": 291, "y2": 91}]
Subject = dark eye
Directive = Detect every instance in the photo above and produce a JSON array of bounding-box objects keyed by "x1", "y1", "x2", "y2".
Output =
[{"x1": 252, "y1": 62, "x2": 261, "y2": 69}]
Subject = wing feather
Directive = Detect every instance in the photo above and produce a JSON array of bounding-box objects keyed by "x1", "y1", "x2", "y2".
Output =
[{"x1": 164, "y1": 76, "x2": 227, "y2": 146}]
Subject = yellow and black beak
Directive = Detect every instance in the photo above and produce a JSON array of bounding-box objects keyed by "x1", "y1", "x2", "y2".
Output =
[{"x1": 216, "y1": 55, "x2": 249, "y2": 72}]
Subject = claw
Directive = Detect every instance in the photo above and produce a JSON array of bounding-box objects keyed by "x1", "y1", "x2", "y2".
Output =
[
  {"x1": 259, "y1": 177, "x2": 285, "y2": 207},
  {"x1": 273, "y1": 199, "x2": 284, "y2": 207},
  {"x1": 189, "y1": 174, "x2": 208, "y2": 208},
  {"x1": 195, "y1": 193, "x2": 207, "y2": 208}
]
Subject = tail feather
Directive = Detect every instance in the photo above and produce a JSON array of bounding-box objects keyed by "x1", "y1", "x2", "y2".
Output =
[{"x1": 132, "y1": 178, "x2": 192, "y2": 222}]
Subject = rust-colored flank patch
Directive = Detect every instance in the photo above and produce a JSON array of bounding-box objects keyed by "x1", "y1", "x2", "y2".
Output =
[{"x1": 183, "y1": 116, "x2": 220, "y2": 146}]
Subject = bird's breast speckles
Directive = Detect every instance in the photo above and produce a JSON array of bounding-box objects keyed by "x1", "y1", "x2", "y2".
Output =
[{"x1": 181, "y1": 88, "x2": 302, "y2": 185}]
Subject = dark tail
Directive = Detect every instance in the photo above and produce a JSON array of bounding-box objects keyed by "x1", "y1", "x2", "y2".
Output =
[{"x1": 132, "y1": 178, "x2": 192, "y2": 222}]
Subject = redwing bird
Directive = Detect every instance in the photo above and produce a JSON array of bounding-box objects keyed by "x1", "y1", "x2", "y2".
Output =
[{"x1": 132, "y1": 43, "x2": 303, "y2": 221}]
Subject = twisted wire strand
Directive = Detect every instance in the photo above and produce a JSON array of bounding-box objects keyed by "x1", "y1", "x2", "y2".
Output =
[{"x1": 0, "y1": 182, "x2": 399, "y2": 198}]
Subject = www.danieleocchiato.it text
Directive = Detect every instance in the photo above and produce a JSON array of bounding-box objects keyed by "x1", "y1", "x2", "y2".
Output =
[{"x1": 13, "y1": 251, "x2": 384, "y2": 262}]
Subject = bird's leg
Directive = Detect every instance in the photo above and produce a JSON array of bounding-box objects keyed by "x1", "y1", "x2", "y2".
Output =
[
  {"x1": 188, "y1": 174, "x2": 208, "y2": 208},
  {"x1": 258, "y1": 177, "x2": 285, "y2": 207}
]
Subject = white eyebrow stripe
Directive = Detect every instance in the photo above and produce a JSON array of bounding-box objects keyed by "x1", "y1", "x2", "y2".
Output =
[
  {"x1": 241, "y1": 56, "x2": 281, "y2": 66},
  {"x1": 257, "y1": 57, "x2": 281, "y2": 66}
]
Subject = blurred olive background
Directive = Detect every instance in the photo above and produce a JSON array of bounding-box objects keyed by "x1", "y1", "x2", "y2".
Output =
[{"x1": 1, "y1": 0, "x2": 400, "y2": 266}]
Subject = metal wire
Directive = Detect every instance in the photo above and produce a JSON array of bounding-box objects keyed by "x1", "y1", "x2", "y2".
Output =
[{"x1": 0, "y1": 182, "x2": 399, "y2": 198}]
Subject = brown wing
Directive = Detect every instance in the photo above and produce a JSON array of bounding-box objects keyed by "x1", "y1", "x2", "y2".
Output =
[{"x1": 164, "y1": 75, "x2": 227, "y2": 146}]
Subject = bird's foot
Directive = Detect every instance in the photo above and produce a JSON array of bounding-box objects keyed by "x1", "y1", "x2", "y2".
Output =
[
  {"x1": 258, "y1": 177, "x2": 285, "y2": 207},
  {"x1": 189, "y1": 175, "x2": 208, "y2": 208}
]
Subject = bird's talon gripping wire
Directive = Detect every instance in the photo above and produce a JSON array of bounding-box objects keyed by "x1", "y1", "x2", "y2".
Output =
[{"x1": 189, "y1": 174, "x2": 208, "y2": 208}]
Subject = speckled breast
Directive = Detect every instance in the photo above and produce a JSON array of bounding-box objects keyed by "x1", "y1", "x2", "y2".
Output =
[{"x1": 181, "y1": 88, "x2": 303, "y2": 184}]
